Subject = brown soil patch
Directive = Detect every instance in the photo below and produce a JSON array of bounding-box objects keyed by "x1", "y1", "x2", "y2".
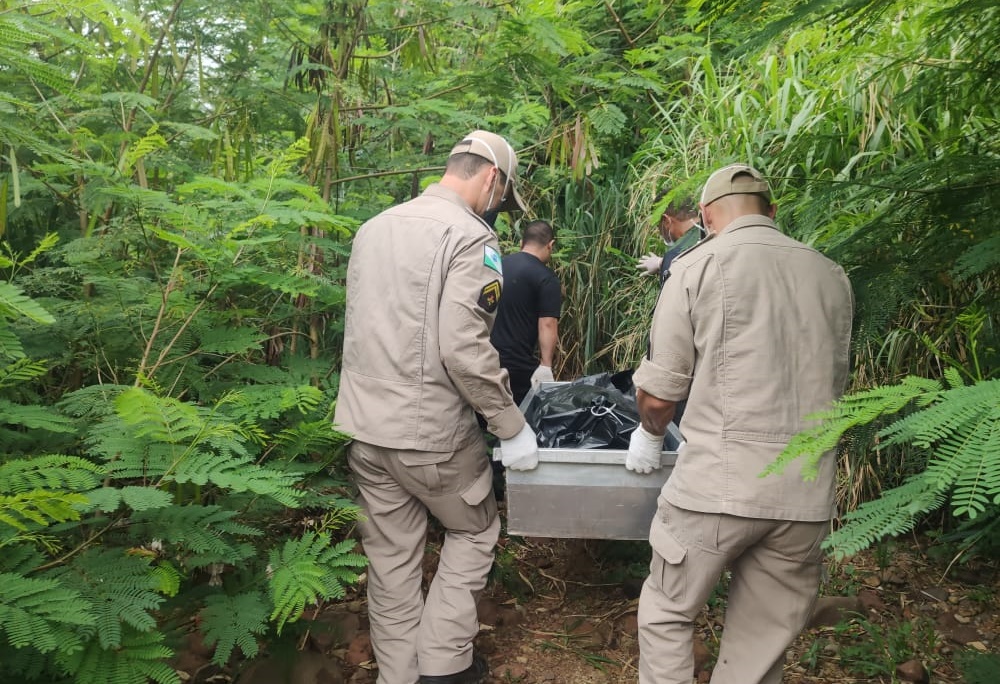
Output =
[{"x1": 177, "y1": 515, "x2": 999, "y2": 683}]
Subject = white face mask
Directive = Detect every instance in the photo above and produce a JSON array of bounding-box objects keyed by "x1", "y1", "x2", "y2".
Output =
[
  {"x1": 466, "y1": 135, "x2": 510, "y2": 219},
  {"x1": 662, "y1": 222, "x2": 706, "y2": 247},
  {"x1": 484, "y1": 171, "x2": 506, "y2": 218}
]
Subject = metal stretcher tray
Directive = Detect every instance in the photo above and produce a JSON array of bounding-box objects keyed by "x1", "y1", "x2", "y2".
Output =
[
  {"x1": 494, "y1": 442, "x2": 679, "y2": 540},
  {"x1": 493, "y1": 380, "x2": 682, "y2": 540}
]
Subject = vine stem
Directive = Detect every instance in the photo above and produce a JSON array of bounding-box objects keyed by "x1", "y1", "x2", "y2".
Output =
[{"x1": 32, "y1": 517, "x2": 120, "y2": 573}]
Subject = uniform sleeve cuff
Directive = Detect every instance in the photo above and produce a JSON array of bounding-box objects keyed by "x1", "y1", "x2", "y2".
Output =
[
  {"x1": 633, "y1": 358, "x2": 691, "y2": 402},
  {"x1": 488, "y1": 403, "x2": 527, "y2": 440}
]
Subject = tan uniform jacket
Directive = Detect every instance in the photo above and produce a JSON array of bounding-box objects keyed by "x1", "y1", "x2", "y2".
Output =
[
  {"x1": 633, "y1": 215, "x2": 854, "y2": 521},
  {"x1": 334, "y1": 184, "x2": 525, "y2": 452}
]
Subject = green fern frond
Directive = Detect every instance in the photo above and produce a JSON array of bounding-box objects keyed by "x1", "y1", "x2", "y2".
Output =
[
  {"x1": 0, "y1": 572, "x2": 94, "y2": 653},
  {"x1": 58, "y1": 625, "x2": 179, "y2": 684},
  {"x1": 127, "y1": 505, "x2": 260, "y2": 568},
  {"x1": 238, "y1": 265, "x2": 324, "y2": 297},
  {"x1": 0, "y1": 357, "x2": 49, "y2": 389},
  {"x1": 175, "y1": 175, "x2": 253, "y2": 201},
  {"x1": 86, "y1": 430, "x2": 156, "y2": 473},
  {"x1": 0, "y1": 490, "x2": 89, "y2": 531},
  {"x1": 0, "y1": 325, "x2": 26, "y2": 359},
  {"x1": 312, "y1": 502, "x2": 362, "y2": 533},
  {"x1": 0, "y1": 45, "x2": 71, "y2": 95},
  {"x1": 121, "y1": 126, "x2": 167, "y2": 172},
  {"x1": 763, "y1": 375, "x2": 943, "y2": 479},
  {"x1": 880, "y1": 379, "x2": 998, "y2": 446},
  {"x1": 324, "y1": 538, "x2": 367, "y2": 570},
  {"x1": 199, "y1": 591, "x2": 269, "y2": 665},
  {"x1": 882, "y1": 380, "x2": 1000, "y2": 519},
  {"x1": 0, "y1": 455, "x2": 104, "y2": 494},
  {"x1": 0, "y1": 642, "x2": 63, "y2": 681},
  {"x1": 115, "y1": 388, "x2": 202, "y2": 444},
  {"x1": 824, "y1": 476, "x2": 944, "y2": 561},
  {"x1": 82, "y1": 485, "x2": 173, "y2": 513},
  {"x1": 110, "y1": 391, "x2": 284, "y2": 491},
  {"x1": 942, "y1": 366, "x2": 966, "y2": 391},
  {"x1": 195, "y1": 325, "x2": 267, "y2": 355},
  {"x1": 273, "y1": 419, "x2": 350, "y2": 459},
  {"x1": 936, "y1": 412, "x2": 1000, "y2": 519},
  {"x1": 228, "y1": 384, "x2": 327, "y2": 423},
  {"x1": 0, "y1": 544, "x2": 45, "y2": 574},
  {"x1": 166, "y1": 451, "x2": 302, "y2": 506},
  {"x1": 0, "y1": 18, "x2": 47, "y2": 46},
  {"x1": 55, "y1": 550, "x2": 165, "y2": 649},
  {"x1": 267, "y1": 532, "x2": 364, "y2": 634},
  {"x1": 57, "y1": 384, "x2": 129, "y2": 420},
  {"x1": 0, "y1": 282, "x2": 55, "y2": 324},
  {"x1": 266, "y1": 137, "x2": 312, "y2": 178},
  {"x1": 283, "y1": 385, "x2": 325, "y2": 414},
  {"x1": 819, "y1": 378, "x2": 1000, "y2": 556},
  {"x1": 952, "y1": 233, "x2": 1000, "y2": 280},
  {"x1": 0, "y1": 399, "x2": 76, "y2": 433}
]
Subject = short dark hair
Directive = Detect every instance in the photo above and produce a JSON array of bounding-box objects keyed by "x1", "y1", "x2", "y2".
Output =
[
  {"x1": 445, "y1": 152, "x2": 492, "y2": 180},
  {"x1": 522, "y1": 220, "x2": 554, "y2": 246},
  {"x1": 654, "y1": 187, "x2": 698, "y2": 220}
]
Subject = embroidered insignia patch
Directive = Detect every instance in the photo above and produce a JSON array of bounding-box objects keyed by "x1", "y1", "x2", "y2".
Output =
[
  {"x1": 483, "y1": 245, "x2": 503, "y2": 275},
  {"x1": 478, "y1": 280, "x2": 502, "y2": 313}
]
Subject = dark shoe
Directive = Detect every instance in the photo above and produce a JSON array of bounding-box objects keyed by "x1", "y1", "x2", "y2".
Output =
[{"x1": 418, "y1": 653, "x2": 489, "y2": 684}]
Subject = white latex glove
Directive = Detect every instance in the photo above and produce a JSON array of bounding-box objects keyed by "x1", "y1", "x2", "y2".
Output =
[
  {"x1": 626, "y1": 424, "x2": 664, "y2": 474},
  {"x1": 530, "y1": 365, "x2": 554, "y2": 388},
  {"x1": 636, "y1": 253, "x2": 663, "y2": 276},
  {"x1": 499, "y1": 423, "x2": 539, "y2": 471}
]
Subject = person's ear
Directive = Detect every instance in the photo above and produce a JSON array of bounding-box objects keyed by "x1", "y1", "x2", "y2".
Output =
[{"x1": 698, "y1": 203, "x2": 711, "y2": 233}]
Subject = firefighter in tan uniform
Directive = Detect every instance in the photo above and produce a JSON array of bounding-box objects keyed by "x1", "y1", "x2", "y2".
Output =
[
  {"x1": 625, "y1": 164, "x2": 854, "y2": 684},
  {"x1": 334, "y1": 131, "x2": 539, "y2": 684}
]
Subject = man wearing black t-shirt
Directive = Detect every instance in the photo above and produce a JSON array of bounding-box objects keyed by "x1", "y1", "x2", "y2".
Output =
[{"x1": 491, "y1": 220, "x2": 562, "y2": 405}]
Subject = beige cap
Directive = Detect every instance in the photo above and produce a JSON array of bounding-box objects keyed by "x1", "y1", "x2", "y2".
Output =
[
  {"x1": 700, "y1": 163, "x2": 772, "y2": 206},
  {"x1": 449, "y1": 130, "x2": 526, "y2": 212}
]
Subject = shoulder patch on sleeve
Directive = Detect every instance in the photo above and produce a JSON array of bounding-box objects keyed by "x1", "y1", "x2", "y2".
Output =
[
  {"x1": 483, "y1": 245, "x2": 503, "y2": 274},
  {"x1": 478, "y1": 280, "x2": 502, "y2": 313}
]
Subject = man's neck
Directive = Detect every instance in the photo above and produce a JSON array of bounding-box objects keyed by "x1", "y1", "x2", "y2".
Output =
[
  {"x1": 522, "y1": 245, "x2": 548, "y2": 263},
  {"x1": 675, "y1": 218, "x2": 698, "y2": 239},
  {"x1": 439, "y1": 173, "x2": 484, "y2": 215}
]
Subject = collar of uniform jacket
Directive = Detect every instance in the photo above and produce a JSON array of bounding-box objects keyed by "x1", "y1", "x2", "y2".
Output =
[
  {"x1": 715, "y1": 213, "x2": 780, "y2": 237},
  {"x1": 422, "y1": 183, "x2": 498, "y2": 235}
]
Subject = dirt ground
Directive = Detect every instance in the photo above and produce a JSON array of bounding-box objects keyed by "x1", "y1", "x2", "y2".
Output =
[
  {"x1": 336, "y1": 520, "x2": 999, "y2": 684},
  {"x1": 469, "y1": 534, "x2": 998, "y2": 683},
  {"x1": 180, "y1": 509, "x2": 999, "y2": 684}
]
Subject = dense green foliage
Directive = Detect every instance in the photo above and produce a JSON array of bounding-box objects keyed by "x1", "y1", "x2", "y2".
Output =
[
  {"x1": 0, "y1": 0, "x2": 997, "y2": 680},
  {"x1": 766, "y1": 371, "x2": 1000, "y2": 558}
]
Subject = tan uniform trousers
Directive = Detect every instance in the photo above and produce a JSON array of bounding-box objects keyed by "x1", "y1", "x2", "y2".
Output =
[
  {"x1": 638, "y1": 502, "x2": 827, "y2": 684},
  {"x1": 348, "y1": 437, "x2": 499, "y2": 684}
]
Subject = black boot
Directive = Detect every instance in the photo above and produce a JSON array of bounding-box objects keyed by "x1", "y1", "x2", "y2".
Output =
[{"x1": 418, "y1": 653, "x2": 489, "y2": 684}]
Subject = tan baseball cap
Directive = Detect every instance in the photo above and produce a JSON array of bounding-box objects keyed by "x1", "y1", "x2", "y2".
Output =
[
  {"x1": 700, "y1": 163, "x2": 772, "y2": 206},
  {"x1": 449, "y1": 130, "x2": 526, "y2": 212}
]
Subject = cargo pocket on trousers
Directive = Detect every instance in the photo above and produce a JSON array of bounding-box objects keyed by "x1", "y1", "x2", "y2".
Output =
[
  {"x1": 649, "y1": 521, "x2": 688, "y2": 602},
  {"x1": 398, "y1": 450, "x2": 452, "y2": 493},
  {"x1": 453, "y1": 465, "x2": 498, "y2": 534}
]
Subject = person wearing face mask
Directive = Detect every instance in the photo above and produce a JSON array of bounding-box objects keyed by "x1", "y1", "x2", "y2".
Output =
[
  {"x1": 635, "y1": 189, "x2": 704, "y2": 286},
  {"x1": 334, "y1": 130, "x2": 539, "y2": 684},
  {"x1": 625, "y1": 164, "x2": 854, "y2": 684}
]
